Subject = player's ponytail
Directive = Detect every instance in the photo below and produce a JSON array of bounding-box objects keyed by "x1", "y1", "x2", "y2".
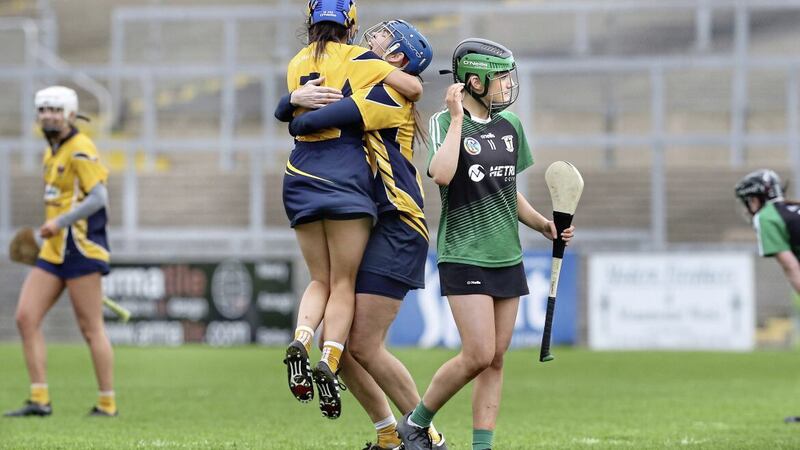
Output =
[
  {"x1": 411, "y1": 104, "x2": 429, "y2": 151},
  {"x1": 307, "y1": 22, "x2": 349, "y2": 62}
]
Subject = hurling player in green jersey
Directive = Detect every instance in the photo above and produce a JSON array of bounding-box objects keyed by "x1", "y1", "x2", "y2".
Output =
[
  {"x1": 397, "y1": 39, "x2": 575, "y2": 450},
  {"x1": 735, "y1": 169, "x2": 800, "y2": 423},
  {"x1": 735, "y1": 169, "x2": 800, "y2": 294}
]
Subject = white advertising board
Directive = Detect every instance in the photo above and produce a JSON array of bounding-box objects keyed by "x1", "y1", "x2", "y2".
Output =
[{"x1": 588, "y1": 253, "x2": 754, "y2": 350}]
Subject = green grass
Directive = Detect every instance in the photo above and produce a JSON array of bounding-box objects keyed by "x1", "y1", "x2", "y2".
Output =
[{"x1": 1, "y1": 345, "x2": 799, "y2": 449}]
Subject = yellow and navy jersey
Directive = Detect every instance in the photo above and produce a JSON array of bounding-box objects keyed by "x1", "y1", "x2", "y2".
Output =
[
  {"x1": 350, "y1": 83, "x2": 427, "y2": 239},
  {"x1": 40, "y1": 128, "x2": 110, "y2": 264},
  {"x1": 286, "y1": 42, "x2": 397, "y2": 142}
]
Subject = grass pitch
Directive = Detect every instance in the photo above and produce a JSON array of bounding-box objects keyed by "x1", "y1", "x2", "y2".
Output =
[{"x1": 1, "y1": 344, "x2": 799, "y2": 449}]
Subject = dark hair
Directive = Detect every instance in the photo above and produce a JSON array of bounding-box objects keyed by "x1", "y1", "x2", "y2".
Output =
[
  {"x1": 307, "y1": 22, "x2": 349, "y2": 62},
  {"x1": 411, "y1": 103, "x2": 429, "y2": 150}
]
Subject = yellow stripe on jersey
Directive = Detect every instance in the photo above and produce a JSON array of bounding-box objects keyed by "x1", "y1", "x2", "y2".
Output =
[
  {"x1": 366, "y1": 132, "x2": 425, "y2": 219},
  {"x1": 350, "y1": 84, "x2": 425, "y2": 219},
  {"x1": 398, "y1": 213, "x2": 429, "y2": 241},
  {"x1": 286, "y1": 160, "x2": 335, "y2": 184}
]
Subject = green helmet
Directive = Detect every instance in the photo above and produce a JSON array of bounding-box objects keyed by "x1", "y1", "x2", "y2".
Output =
[{"x1": 452, "y1": 38, "x2": 519, "y2": 113}]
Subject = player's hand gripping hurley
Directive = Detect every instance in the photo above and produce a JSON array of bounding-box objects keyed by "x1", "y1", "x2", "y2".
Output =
[{"x1": 539, "y1": 162, "x2": 584, "y2": 362}]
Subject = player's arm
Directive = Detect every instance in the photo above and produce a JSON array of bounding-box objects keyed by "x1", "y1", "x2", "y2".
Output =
[
  {"x1": 516, "y1": 192, "x2": 575, "y2": 243},
  {"x1": 274, "y1": 94, "x2": 295, "y2": 122},
  {"x1": 517, "y1": 192, "x2": 551, "y2": 237},
  {"x1": 40, "y1": 184, "x2": 109, "y2": 238},
  {"x1": 428, "y1": 83, "x2": 465, "y2": 186},
  {"x1": 775, "y1": 250, "x2": 800, "y2": 294},
  {"x1": 274, "y1": 77, "x2": 343, "y2": 122},
  {"x1": 383, "y1": 70, "x2": 423, "y2": 102},
  {"x1": 289, "y1": 98, "x2": 362, "y2": 136}
]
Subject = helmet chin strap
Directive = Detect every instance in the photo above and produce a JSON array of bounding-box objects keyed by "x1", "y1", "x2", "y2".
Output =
[{"x1": 465, "y1": 78, "x2": 491, "y2": 112}]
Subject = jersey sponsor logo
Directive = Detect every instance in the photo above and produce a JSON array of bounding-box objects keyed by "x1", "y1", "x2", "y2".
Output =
[
  {"x1": 468, "y1": 164, "x2": 486, "y2": 182},
  {"x1": 489, "y1": 165, "x2": 515, "y2": 177},
  {"x1": 466, "y1": 280, "x2": 482, "y2": 285},
  {"x1": 464, "y1": 137, "x2": 481, "y2": 155},
  {"x1": 502, "y1": 135, "x2": 515, "y2": 152},
  {"x1": 44, "y1": 184, "x2": 60, "y2": 201}
]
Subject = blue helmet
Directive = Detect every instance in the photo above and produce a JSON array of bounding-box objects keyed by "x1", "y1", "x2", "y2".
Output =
[
  {"x1": 307, "y1": 0, "x2": 357, "y2": 29},
  {"x1": 361, "y1": 20, "x2": 432, "y2": 75}
]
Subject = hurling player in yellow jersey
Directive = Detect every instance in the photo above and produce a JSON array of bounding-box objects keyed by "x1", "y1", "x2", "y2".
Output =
[
  {"x1": 4, "y1": 86, "x2": 117, "y2": 418},
  {"x1": 276, "y1": 0, "x2": 423, "y2": 421},
  {"x1": 287, "y1": 20, "x2": 448, "y2": 449}
]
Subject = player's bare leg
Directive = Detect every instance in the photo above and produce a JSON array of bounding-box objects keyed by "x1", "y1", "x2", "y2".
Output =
[
  {"x1": 16, "y1": 268, "x2": 64, "y2": 385},
  {"x1": 294, "y1": 221, "x2": 331, "y2": 333},
  {"x1": 313, "y1": 217, "x2": 371, "y2": 419},
  {"x1": 320, "y1": 217, "x2": 371, "y2": 347},
  {"x1": 286, "y1": 221, "x2": 331, "y2": 403},
  {"x1": 471, "y1": 297, "x2": 519, "y2": 449},
  {"x1": 350, "y1": 294, "x2": 447, "y2": 447},
  {"x1": 67, "y1": 272, "x2": 117, "y2": 416},
  {"x1": 338, "y1": 350, "x2": 402, "y2": 449},
  {"x1": 349, "y1": 294, "x2": 418, "y2": 412},
  {"x1": 4, "y1": 268, "x2": 64, "y2": 417},
  {"x1": 398, "y1": 294, "x2": 495, "y2": 449},
  {"x1": 421, "y1": 294, "x2": 496, "y2": 410}
]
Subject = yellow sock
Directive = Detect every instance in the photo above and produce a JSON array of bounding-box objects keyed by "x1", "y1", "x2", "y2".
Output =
[
  {"x1": 321, "y1": 341, "x2": 344, "y2": 373},
  {"x1": 376, "y1": 417, "x2": 402, "y2": 449},
  {"x1": 429, "y1": 423, "x2": 442, "y2": 444},
  {"x1": 30, "y1": 384, "x2": 49, "y2": 405},
  {"x1": 98, "y1": 391, "x2": 117, "y2": 414},
  {"x1": 294, "y1": 326, "x2": 315, "y2": 353}
]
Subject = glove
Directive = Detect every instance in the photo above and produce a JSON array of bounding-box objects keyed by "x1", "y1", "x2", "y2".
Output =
[{"x1": 9, "y1": 227, "x2": 40, "y2": 266}]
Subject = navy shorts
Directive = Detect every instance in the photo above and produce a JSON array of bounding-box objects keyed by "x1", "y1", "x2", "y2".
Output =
[
  {"x1": 355, "y1": 212, "x2": 429, "y2": 300},
  {"x1": 438, "y1": 262, "x2": 528, "y2": 298},
  {"x1": 283, "y1": 139, "x2": 377, "y2": 227},
  {"x1": 35, "y1": 229, "x2": 110, "y2": 280}
]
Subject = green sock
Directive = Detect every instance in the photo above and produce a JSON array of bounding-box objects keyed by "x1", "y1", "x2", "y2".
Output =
[
  {"x1": 473, "y1": 429, "x2": 494, "y2": 450},
  {"x1": 409, "y1": 401, "x2": 436, "y2": 428}
]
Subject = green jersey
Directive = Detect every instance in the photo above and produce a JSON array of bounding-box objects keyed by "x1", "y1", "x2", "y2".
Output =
[
  {"x1": 427, "y1": 109, "x2": 533, "y2": 267},
  {"x1": 754, "y1": 201, "x2": 800, "y2": 258}
]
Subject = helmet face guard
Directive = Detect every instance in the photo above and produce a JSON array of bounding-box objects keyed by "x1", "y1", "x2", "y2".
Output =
[
  {"x1": 360, "y1": 20, "x2": 432, "y2": 75},
  {"x1": 483, "y1": 69, "x2": 519, "y2": 114},
  {"x1": 35, "y1": 86, "x2": 79, "y2": 139},
  {"x1": 452, "y1": 38, "x2": 519, "y2": 113}
]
